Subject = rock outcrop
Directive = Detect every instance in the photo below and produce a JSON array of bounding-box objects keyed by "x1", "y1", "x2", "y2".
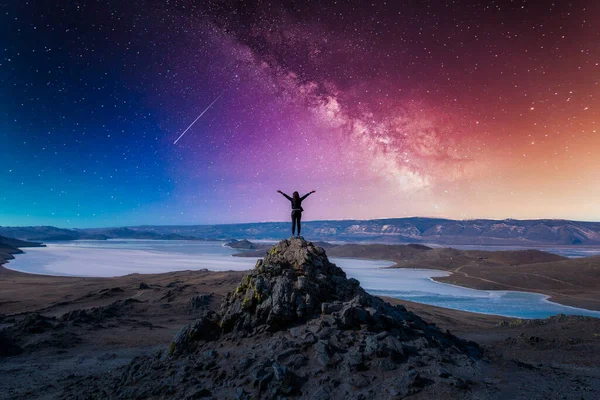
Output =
[
  {"x1": 219, "y1": 238, "x2": 363, "y2": 333},
  {"x1": 224, "y1": 239, "x2": 257, "y2": 249},
  {"x1": 104, "y1": 237, "x2": 483, "y2": 399}
]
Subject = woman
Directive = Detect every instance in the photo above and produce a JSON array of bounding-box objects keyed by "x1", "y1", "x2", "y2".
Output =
[{"x1": 277, "y1": 189, "x2": 316, "y2": 237}]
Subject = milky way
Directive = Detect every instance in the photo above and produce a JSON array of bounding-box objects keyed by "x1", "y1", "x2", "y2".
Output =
[{"x1": 1, "y1": 1, "x2": 599, "y2": 226}]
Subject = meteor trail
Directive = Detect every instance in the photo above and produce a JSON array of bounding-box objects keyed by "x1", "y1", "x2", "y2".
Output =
[{"x1": 173, "y1": 91, "x2": 225, "y2": 145}]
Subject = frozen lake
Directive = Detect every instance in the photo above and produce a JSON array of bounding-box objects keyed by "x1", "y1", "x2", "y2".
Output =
[{"x1": 6, "y1": 240, "x2": 600, "y2": 319}]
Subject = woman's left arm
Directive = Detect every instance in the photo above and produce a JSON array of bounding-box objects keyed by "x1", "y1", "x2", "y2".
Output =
[{"x1": 278, "y1": 190, "x2": 293, "y2": 201}]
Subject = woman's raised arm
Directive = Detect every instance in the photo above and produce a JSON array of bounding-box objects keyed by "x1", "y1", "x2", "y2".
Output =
[
  {"x1": 300, "y1": 190, "x2": 316, "y2": 201},
  {"x1": 277, "y1": 190, "x2": 292, "y2": 201}
]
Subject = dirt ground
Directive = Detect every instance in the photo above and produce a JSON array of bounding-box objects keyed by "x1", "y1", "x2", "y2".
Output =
[{"x1": 0, "y1": 264, "x2": 599, "y2": 399}]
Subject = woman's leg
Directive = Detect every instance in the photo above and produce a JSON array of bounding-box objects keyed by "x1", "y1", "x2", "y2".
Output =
[
  {"x1": 297, "y1": 212, "x2": 302, "y2": 236},
  {"x1": 291, "y1": 212, "x2": 296, "y2": 236}
]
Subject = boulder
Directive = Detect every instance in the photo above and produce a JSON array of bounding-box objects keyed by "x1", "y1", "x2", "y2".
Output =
[
  {"x1": 169, "y1": 310, "x2": 221, "y2": 356},
  {"x1": 189, "y1": 293, "x2": 213, "y2": 310}
]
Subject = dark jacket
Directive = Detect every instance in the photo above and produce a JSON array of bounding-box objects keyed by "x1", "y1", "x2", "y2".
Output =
[{"x1": 280, "y1": 192, "x2": 312, "y2": 212}]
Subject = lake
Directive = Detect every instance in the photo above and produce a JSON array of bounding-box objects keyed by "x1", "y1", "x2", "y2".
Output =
[{"x1": 5, "y1": 239, "x2": 600, "y2": 319}]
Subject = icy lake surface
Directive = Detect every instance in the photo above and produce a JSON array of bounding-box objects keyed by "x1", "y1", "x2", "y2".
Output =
[{"x1": 6, "y1": 240, "x2": 600, "y2": 319}]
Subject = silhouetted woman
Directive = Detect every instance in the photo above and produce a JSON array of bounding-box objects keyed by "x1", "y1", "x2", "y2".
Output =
[{"x1": 277, "y1": 190, "x2": 316, "y2": 237}]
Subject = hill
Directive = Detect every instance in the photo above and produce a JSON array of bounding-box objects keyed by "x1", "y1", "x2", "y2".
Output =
[{"x1": 0, "y1": 235, "x2": 45, "y2": 266}]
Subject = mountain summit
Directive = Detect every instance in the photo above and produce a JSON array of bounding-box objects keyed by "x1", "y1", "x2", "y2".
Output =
[
  {"x1": 219, "y1": 236, "x2": 365, "y2": 333},
  {"x1": 106, "y1": 237, "x2": 483, "y2": 399}
]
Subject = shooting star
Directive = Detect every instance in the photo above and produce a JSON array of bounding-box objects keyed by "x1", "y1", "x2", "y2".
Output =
[{"x1": 173, "y1": 91, "x2": 225, "y2": 145}]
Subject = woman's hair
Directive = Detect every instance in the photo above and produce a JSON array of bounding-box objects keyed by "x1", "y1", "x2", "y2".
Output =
[{"x1": 293, "y1": 191, "x2": 300, "y2": 202}]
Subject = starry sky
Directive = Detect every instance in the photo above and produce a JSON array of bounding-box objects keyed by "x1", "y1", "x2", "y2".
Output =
[{"x1": 1, "y1": 0, "x2": 599, "y2": 227}]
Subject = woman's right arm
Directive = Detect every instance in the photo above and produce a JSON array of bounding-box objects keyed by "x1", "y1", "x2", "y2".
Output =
[{"x1": 277, "y1": 190, "x2": 292, "y2": 201}]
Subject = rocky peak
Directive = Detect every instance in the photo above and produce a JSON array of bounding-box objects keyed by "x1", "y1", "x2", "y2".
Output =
[
  {"x1": 219, "y1": 237, "x2": 365, "y2": 333},
  {"x1": 123, "y1": 237, "x2": 482, "y2": 399}
]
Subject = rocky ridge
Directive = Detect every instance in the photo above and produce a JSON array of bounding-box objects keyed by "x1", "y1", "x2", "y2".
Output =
[{"x1": 92, "y1": 237, "x2": 483, "y2": 399}]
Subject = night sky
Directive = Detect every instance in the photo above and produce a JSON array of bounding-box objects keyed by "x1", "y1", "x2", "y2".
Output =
[{"x1": 1, "y1": 1, "x2": 599, "y2": 227}]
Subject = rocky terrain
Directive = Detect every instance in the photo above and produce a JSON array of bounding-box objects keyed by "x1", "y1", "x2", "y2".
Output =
[
  {"x1": 1, "y1": 238, "x2": 599, "y2": 399},
  {"x1": 59, "y1": 237, "x2": 482, "y2": 399}
]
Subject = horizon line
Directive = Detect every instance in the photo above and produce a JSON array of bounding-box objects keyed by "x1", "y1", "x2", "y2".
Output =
[{"x1": 3, "y1": 215, "x2": 600, "y2": 230}]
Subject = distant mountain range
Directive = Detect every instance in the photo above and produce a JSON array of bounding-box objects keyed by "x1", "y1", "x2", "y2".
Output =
[
  {"x1": 0, "y1": 226, "x2": 198, "y2": 242},
  {"x1": 2, "y1": 218, "x2": 600, "y2": 245}
]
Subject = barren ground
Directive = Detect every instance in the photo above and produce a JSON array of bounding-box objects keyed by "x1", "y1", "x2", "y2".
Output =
[{"x1": 0, "y1": 264, "x2": 598, "y2": 399}]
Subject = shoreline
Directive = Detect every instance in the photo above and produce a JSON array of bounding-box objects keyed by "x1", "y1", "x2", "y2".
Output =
[
  {"x1": 303, "y1": 250, "x2": 600, "y2": 313},
  {"x1": 0, "y1": 264, "x2": 510, "y2": 324},
  {"x1": 430, "y1": 274, "x2": 600, "y2": 311},
  {"x1": 3, "y1": 239, "x2": 600, "y2": 316},
  {"x1": 424, "y1": 276, "x2": 600, "y2": 318},
  {"x1": 422, "y1": 275, "x2": 600, "y2": 315},
  {"x1": 322, "y1": 245, "x2": 600, "y2": 311},
  {"x1": 3, "y1": 258, "x2": 599, "y2": 320},
  {"x1": 1, "y1": 259, "x2": 598, "y2": 328}
]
